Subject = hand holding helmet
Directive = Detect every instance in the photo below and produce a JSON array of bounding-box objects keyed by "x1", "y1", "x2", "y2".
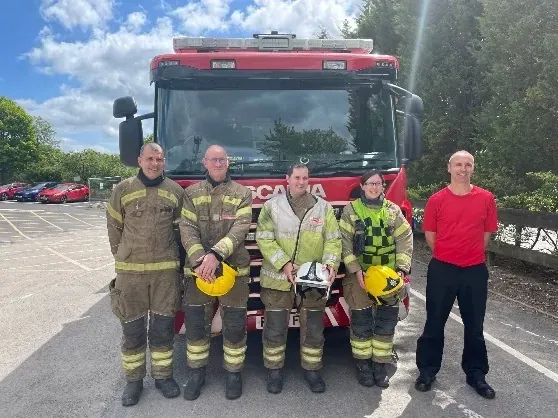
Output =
[
  {"x1": 363, "y1": 265, "x2": 405, "y2": 306},
  {"x1": 294, "y1": 261, "x2": 332, "y2": 300},
  {"x1": 192, "y1": 261, "x2": 238, "y2": 297}
]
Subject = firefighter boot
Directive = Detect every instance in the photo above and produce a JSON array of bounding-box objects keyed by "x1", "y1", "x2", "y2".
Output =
[
  {"x1": 183, "y1": 367, "x2": 206, "y2": 401},
  {"x1": 356, "y1": 359, "x2": 375, "y2": 387},
  {"x1": 266, "y1": 368, "x2": 284, "y2": 394},
  {"x1": 225, "y1": 371, "x2": 243, "y2": 400},
  {"x1": 155, "y1": 377, "x2": 180, "y2": 398},
  {"x1": 121, "y1": 380, "x2": 143, "y2": 406},
  {"x1": 304, "y1": 370, "x2": 326, "y2": 393},
  {"x1": 372, "y1": 361, "x2": 390, "y2": 388}
]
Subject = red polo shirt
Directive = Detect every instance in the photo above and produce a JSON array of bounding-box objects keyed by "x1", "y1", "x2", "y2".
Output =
[{"x1": 422, "y1": 186, "x2": 498, "y2": 267}]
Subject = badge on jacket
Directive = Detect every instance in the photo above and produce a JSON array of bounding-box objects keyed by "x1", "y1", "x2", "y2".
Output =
[{"x1": 310, "y1": 217, "x2": 323, "y2": 225}]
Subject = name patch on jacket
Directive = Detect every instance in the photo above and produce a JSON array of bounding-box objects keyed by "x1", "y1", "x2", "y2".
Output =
[{"x1": 310, "y1": 217, "x2": 323, "y2": 225}]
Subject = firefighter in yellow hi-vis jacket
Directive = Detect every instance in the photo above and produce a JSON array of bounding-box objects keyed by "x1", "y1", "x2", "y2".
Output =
[
  {"x1": 256, "y1": 163, "x2": 342, "y2": 394},
  {"x1": 106, "y1": 143, "x2": 184, "y2": 406},
  {"x1": 179, "y1": 145, "x2": 252, "y2": 401},
  {"x1": 339, "y1": 169, "x2": 413, "y2": 388}
]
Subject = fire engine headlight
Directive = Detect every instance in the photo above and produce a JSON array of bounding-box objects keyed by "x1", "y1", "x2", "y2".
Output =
[
  {"x1": 323, "y1": 60, "x2": 346, "y2": 70},
  {"x1": 211, "y1": 59, "x2": 236, "y2": 69}
]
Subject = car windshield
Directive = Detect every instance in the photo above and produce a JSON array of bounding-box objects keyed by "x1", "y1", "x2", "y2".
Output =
[
  {"x1": 157, "y1": 84, "x2": 398, "y2": 176},
  {"x1": 52, "y1": 185, "x2": 70, "y2": 191},
  {"x1": 28, "y1": 183, "x2": 47, "y2": 189}
]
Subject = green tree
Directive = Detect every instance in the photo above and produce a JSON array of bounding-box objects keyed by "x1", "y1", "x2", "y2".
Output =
[
  {"x1": 259, "y1": 119, "x2": 348, "y2": 159},
  {"x1": 475, "y1": 0, "x2": 558, "y2": 196},
  {"x1": 0, "y1": 97, "x2": 39, "y2": 183},
  {"x1": 399, "y1": 0, "x2": 484, "y2": 186}
]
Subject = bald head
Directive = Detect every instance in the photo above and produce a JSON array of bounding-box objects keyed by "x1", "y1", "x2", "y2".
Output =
[
  {"x1": 203, "y1": 144, "x2": 229, "y2": 182},
  {"x1": 204, "y1": 145, "x2": 227, "y2": 159},
  {"x1": 448, "y1": 150, "x2": 474, "y2": 164},
  {"x1": 447, "y1": 150, "x2": 474, "y2": 186}
]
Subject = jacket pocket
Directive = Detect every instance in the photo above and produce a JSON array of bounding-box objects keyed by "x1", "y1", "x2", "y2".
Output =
[
  {"x1": 115, "y1": 242, "x2": 132, "y2": 260},
  {"x1": 109, "y1": 278, "x2": 125, "y2": 320}
]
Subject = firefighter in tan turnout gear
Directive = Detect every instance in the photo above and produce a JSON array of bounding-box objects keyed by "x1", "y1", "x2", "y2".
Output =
[
  {"x1": 106, "y1": 143, "x2": 184, "y2": 406},
  {"x1": 256, "y1": 163, "x2": 342, "y2": 394},
  {"x1": 180, "y1": 145, "x2": 252, "y2": 401},
  {"x1": 339, "y1": 169, "x2": 413, "y2": 388}
]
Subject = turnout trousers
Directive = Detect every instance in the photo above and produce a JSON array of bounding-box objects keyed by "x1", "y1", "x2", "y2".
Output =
[
  {"x1": 343, "y1": 273, "x2": 399, "y2": 363},
  {"x1": 109, "y1": 270, "x2": 181, "y2": 381},
  {"x1": 182, "y1": 276, "x2": 249, "y2": 372},
  {"x1": 261, "y1": 287, "x2": 327, "y2": 371}
]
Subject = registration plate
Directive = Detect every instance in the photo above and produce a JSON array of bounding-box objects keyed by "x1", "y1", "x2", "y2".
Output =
[{"x1": 255, "y1": 313, "x2": 300, "y2": 329}]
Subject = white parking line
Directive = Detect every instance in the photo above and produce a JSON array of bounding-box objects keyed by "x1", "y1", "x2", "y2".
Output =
[
  {"x1": 411, "y1": 289, "x2": 558, "y2": 384},
  {"x1": 31, "y1": 211, "x2": 63, "y2": 231},
  {"x1": 62, "y1": 212, "x2": 100, "y2": 228},
  {"x1": 45, "y1": 247, "x2": 91, "y2": 271},
  {"x1": 0, "y1": 213, "x2": 31, "y2": 239}
]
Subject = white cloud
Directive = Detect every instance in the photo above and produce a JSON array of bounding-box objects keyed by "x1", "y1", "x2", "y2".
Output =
[
  {"x1": 40, "y1": 0, "x2": 115, "y2": 30},
  {"x1": 22, "y1": 0, "x2": 361, "y2": 153},
  {"x1": 170, "y1": 0, "x2": 232, "y2": 35},
  {"x1": 230, "y1": 0, "x2": 359, "y2": 37},
  {"x1": 126, "y1": 11, "x2": 148, "y2": 32}
]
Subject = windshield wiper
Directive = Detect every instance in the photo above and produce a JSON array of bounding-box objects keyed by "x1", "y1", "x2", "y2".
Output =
[{"x1": 311, "y1": 158, "x2": 395, "y2": 173}]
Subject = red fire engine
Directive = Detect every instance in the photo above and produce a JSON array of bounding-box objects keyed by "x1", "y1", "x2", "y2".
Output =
[{"x1": 112, "y1": 32, "x2": 423, "y2": 334}]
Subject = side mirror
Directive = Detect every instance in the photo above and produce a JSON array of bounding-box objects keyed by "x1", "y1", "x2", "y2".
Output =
[
  {"x1": 113, "y1": 96, "x2": 138, "y2": 119},
  {"x1": 407, "y1": 94, "x2": 423, "y2": 117},
  {"x1": 403, "y1": 115, "x2": 423, "y2": 162},
  {"x1": 119, "y1": 118, "x2": 143, "y2": 167}
]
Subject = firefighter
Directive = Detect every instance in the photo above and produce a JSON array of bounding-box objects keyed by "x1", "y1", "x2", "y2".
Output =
[
  {"x1": 339, "y1": 169, "x2": 413, "y2": 388},
  {"x1": 106, "y1": 142, "x2": 184, "y2": 406},
  {"x1": 256, "y1": 163, "x2": 341, "y2": 394},
  {"x1": 180, "y1": 145, "x2": 252, "y2": 401}
]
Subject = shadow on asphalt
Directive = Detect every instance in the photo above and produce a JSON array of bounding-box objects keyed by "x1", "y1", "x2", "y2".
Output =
[{"x1": 0, "y1": 289, "x2": 439, "y2": 418}]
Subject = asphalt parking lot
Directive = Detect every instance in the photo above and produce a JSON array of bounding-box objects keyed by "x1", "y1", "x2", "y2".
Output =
[
  {"x1": 0, "y1": 200, "x2": 106, "y2": 244},
  {"x1": 0, "y1": 201, "x2": 557, "y2": 418}
]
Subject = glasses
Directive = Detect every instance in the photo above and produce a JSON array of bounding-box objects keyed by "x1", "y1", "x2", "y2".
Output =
[
  {"x1": 364, "y1": 182, "x2": 383, "y2": 187},
  {"x1": 205, "y1": 157, "x2": 227, "y2": 164}
]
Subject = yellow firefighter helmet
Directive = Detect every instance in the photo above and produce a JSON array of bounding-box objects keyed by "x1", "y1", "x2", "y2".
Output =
[
  {"x1": 363, "y1": 265, "x2": 405, "y2": 306},
  {"x1": 194, "y1": 262, "x2": 237, "y2": 297}
]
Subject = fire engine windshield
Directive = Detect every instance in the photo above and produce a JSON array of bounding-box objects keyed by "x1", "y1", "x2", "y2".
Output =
[{"x1": 157, "y1": 84, "x2": 398, "y2": 176}]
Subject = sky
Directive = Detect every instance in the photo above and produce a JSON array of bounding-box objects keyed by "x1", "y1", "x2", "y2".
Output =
[{"x1": 1, "y1": 0, "x2": 362, "y2": 154}]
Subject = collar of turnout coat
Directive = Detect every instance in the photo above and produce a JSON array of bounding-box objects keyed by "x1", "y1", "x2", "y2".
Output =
[
  {"x1": 137, "y1": 169, "x2": 165, "y2": 187},
  {"x1": 205, "y1": 171, "x2": 231, "y2": 188}
]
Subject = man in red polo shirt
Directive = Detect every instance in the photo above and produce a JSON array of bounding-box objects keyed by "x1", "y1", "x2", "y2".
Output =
[{"x1": 414, "y1": 150, "x2": 498, "y2": 399}]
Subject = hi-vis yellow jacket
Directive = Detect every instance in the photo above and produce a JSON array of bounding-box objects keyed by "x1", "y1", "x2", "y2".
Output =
[
  {"x1": 256, "y1": 193, "x2": 342, "y2": 291},
  {"x1": 106, "y1": 176, "x2": 184, "y2": 274}
]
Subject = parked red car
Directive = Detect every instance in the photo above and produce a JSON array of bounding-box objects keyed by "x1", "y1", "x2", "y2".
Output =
[
  {"x1": 0, "y1": 183, "x2": 28, "y2": 201},
  {"x1": 38, "y1": 183, "x2": 90, "y2": 203}
]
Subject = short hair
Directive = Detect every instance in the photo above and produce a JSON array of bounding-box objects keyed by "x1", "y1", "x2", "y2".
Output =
[
  {"x1": 287, "y1": 163, "x2": 309, "y2": 177},
  {"x1": 360, "y1": 169, "x2": 384, "y2": 186},
  {"x1": 448, "y1": 150, "x2": 474, "y2": 164},
  {"x1": 140, "y1": 142, "x2": 163, "y2": 156}
]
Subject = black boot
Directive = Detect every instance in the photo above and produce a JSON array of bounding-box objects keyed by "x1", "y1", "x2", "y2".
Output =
[
  {"x1": 304, "y1": 370, "x2": 326, "y2": 393},
  {"x1": 121, "y1": 380, "x2": 143, "y2": 406},
  {"x1": 155, "y1": 377, "x2": 180, "y2": 398},
  {"x1": 266, "y1": 368, "x2": 284, "y2": 394},
  {"x1": 183, "y1": 367, "x2": 206, "y2": 401},
  {"x1": 372, "y1": 361, "x2": 390, "y2": 388},
  {"x1": 356, "y1": 359, "x2": 375, "y2": 387},
  {"x1": 225, "y1": 371, "x2": 243, "y2": 400}
]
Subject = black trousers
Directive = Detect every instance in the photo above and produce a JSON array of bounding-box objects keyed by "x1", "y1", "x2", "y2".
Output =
[{"x1": 416, "y1": 258, "x2": 489, "y2": 379}]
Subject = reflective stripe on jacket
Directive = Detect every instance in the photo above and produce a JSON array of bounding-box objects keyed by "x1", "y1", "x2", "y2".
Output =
[
  {"x1": 179, "y1": 179, "x2": 252, "y2": 273},
  {"x1": 339, "y1": 198, "x2": 413, "y2": 274},
  {"x1": 106, "y1": 176, "x2": 184, "y2": 274},
  {"x1": 256, "y1": 193, "x2": 341, "y2": 291}
]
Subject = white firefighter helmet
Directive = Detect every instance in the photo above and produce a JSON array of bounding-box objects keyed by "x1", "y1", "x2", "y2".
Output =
[{"x1": 294, "y1": 261, "x2": 331, "y2": 300}]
